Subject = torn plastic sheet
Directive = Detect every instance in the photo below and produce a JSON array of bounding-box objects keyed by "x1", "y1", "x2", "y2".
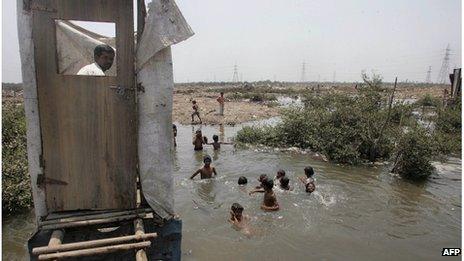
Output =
[{"x1": 136, "y1": 0, "x2": 194, "y2": 219}]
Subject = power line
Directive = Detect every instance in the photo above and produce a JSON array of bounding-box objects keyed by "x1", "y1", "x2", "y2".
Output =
[
  {"x1": 300, "y1": 62, "x2": 306, "y2": 82},
  {"x1": 232, "y1": 64, "x2": 239, "y2": 82},
  {"x1": 436, "y1": 44, "x2": 451, "y2": 84},
  {"x1": 425, "y1": 66, "x2": 432, "y2": 83}
]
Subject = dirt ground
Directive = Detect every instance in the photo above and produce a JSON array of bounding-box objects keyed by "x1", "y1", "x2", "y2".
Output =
[
  {"x1": 3, "y1": 81, "x2": 451, "y2": 125},
  {"x1": 172, "y1": 91, "x2": 279, "y2": 125}
]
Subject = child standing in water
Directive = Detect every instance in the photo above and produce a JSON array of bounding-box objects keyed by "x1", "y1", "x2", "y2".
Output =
[
  {"x1": 190, "y1": 155, "x2": 217, "y2": 179},
  {"x1": 208, "y1": 134, "x2": 233, "y2": 150},
  {"x1": 279, "y1": 176, "x2": 292, "y2": 191},
  {"x1": 192, "y1": 130, "x2": 206, "y2": 151},
  {"x1": 299, "y1": 166, "x2": 316, "y2": 193},
  {"x1": 191, "y1": 100, "x2": 202, "y2": 124},
  {"x1": 249, "y1": 178, "x2": 279, "y2": 211}
]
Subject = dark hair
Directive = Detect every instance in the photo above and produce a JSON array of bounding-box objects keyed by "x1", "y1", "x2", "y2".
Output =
[
  {"x1": 238, "y1": 176, "x2": 248, "y2": 185},
  {"x1": 173, "y1": 124, "x2": 177, "y2": 129},
  {"x1": 258, "y1": 174, "x2": 268, "y2": 182},
  {"x1": 304, "y1": 166, "x2": 314, "y2": 178},
  {"x1": 231, "y1": 203, "x2": 244, "y2": 213},
  {"x1": 220, "y1": 92, "x2": 224, "y2": 95},
  {"x1": 203, "y1": 155, "x2": 212, "y2": 163},
  {"x1": 192, "y1": 100, "x2": 197, "y2": 104},
  {"x1": 94, "y1": 44, "x2": 115, "y2": 58},
  {"x1": 213, "y1": 135, "x2": 219, "y2": 142},
  {"x1": 306, "y1": 182, "x2": 315, "y2": 193},
  {"x1": 280, "y1": 176, "x2": 289, "y2": 187},
  {"x1": 277, "y1": 169, "x2": 286, "y2": 177},
  {"x1": 262, "y1": 178, "x2": 274, "y2": 190}
]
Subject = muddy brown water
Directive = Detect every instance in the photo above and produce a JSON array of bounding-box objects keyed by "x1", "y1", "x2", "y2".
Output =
[{"x1": 3, "y1": 121, "x2": 461, "y2": 260}]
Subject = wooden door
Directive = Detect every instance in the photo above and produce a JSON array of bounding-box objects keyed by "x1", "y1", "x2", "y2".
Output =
[{"x1": 32, "y1": 0, "x2": 136, "y2": 212}]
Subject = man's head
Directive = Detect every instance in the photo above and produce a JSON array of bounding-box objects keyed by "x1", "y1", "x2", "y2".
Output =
[
  {"x1": 94, "y1": 44, "x2": 115, "y2": 72},
  {"x1": 238, "y1": 176, "x2": 248, "y2": 185},
  {"x1": 280, "y1": 176, "x2": 289, "y2": 188},
  {"x1": 195, "y1": 130, "x2": 202, "y2": 137},
  {"x1": 213, "y1": 135, "x2": 219, "y2": 142},
  {"x1": 192, "y1": 100, "x2": 197, "y2": 104},
  {"x1": 220, "y1": 92, "x2": 224, "y2": 97},
  {"x1": 276, "y1": 169, "x2": 286, "y2": 179},
  {"x1": 231, "y1": 203, "x2": 244, "y2": 218},
  {"x1": 304, "y1": 166, "x2": 314, "y2": 178},
  {"x1": 262, "y1": 178, "x2": 274, "y2": 191},
  {"x1": 203, "y1": 155, "x2": 212, "y2": 166}
]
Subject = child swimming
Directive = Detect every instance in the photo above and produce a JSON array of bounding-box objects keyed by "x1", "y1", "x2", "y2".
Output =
[
  {"x1": 229, "y1": 203, "x2": 252, "y2": 236},
  {"x1": 249, "y1": 178, "x2": 279, "y2": 211},
  {"x1": 275, "y1": 169, "x2": 285, "y2": 183},
  {"x1": 255, "y1": 174, "x2": 268, "y2": 189},
  {"x1": 238, "y1": 176, "x2": 248, "y2": 185},
  {"x1": 190, "y1": 155, "x2": 217, "y2": 179},
  {"x1": 298, "y1": 176, "x2": 315, "y2": 193},
  {"x1": 279, "y1": 176, "x2": 292, "y2": 191}
]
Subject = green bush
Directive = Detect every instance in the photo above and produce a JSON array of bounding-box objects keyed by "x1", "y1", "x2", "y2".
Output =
[
  {"x1": 2, "y1": 101, "x2": 33, "y2": 216},
  {"x1": 237, "y1": 87, "x2": 397, "y2": 164},
  {"x1": 415, "y1": 94, "x2": 440, "y2": 107},
  {"x1": 392, "y1": 127, "x2": 435, "y2": 180}
]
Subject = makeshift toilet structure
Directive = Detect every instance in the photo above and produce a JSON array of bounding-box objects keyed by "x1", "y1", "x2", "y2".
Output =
[{"x1": 17, "y1": 0, "x2": 193, "y2": 260}]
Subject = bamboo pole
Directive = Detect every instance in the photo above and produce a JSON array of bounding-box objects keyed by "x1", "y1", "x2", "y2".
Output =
[
  {"x1": 38, "y1": 241, "x2": 151, "y2": 260},
  {"x1": 48, "y1": 230, "x2": 64, "y2": 261},
  {"x1": 134, "y1": 218, "x2": 148, "y2": 261},
  {"x1": 33, "y1": 233, "x2": 156, "y2": 255},
  {"x1": 48, "y1": 230, "x2": 64, "y2": 247},
  {"x1": 41, "y1": 208, "x2": 152, "y2": 225},
  {"x1": 41, "y1": 213, "x2": 148, "y2": 230}
]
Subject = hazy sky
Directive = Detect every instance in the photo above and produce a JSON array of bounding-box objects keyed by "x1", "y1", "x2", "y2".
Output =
[{"x1": 2, "y1": 0, "x2": 462, "y2": 83}]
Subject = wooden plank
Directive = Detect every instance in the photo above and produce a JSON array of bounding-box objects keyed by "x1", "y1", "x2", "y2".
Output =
[
  {"x1": 33, "y1": 233, "x2": 156, "y2": 255},
  {"x1": 32, "y1": 0, "x2": 136, "y2": 212},
  {"x1": 38, "y1": 241, "x2": 151, "y2": 260},
  {"x1": 40, "y1": 208, "x2": 152, "y2": 226},
  {"x1": 41, "y1": 213, "x2": 148, "y2": 230}
]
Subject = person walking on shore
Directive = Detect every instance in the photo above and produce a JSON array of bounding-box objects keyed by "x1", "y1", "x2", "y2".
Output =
[{"x1": 217, "y1": 92, "x2": 225, "y2": 116}]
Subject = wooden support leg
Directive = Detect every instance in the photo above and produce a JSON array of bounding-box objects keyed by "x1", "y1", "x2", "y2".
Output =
[
  {"x1": 48, "y1": 230, "x2": 64, "y2": 261},
  {"x1": 134, "y1": 218, "x2": 148, "y2": 261}
]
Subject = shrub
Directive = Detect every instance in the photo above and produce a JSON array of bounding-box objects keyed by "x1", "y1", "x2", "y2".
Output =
[
  {"x1": 2, "y1": 101, "x2": 33, "y2": 216},
  {"x1": 415, "y1": 94, "x2": 440, "y2": 107},
  {"x1": 392, "y1": 127, "x2": 435, "y2": 180}
]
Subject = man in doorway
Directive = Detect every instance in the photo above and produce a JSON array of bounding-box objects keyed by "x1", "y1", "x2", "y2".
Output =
[
  {"x1": 217, "y1": 92, "x2": 225, "y2": 116},
  {"x1": 77, "y1": 44, "x2": 115, "y2": 76}
]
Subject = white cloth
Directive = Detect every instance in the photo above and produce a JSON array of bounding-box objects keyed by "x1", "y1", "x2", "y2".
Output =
[{"x1": 77, "y1": 62, "x2": 106, "y2": 76}]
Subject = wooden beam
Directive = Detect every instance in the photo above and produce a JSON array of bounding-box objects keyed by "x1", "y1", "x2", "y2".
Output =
[
  {"x1": 37, "y1": 241, "x2": 151, "y2": 260},
  {"x1": 33, "y1": 233, "x2": 156, "y2": 255},
  {"x1": 40, "y1": 208, "x2": 152, "y2": 225},
  {"x1": 41, "y1": 213, "x2": 149, "y2": 230}
]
